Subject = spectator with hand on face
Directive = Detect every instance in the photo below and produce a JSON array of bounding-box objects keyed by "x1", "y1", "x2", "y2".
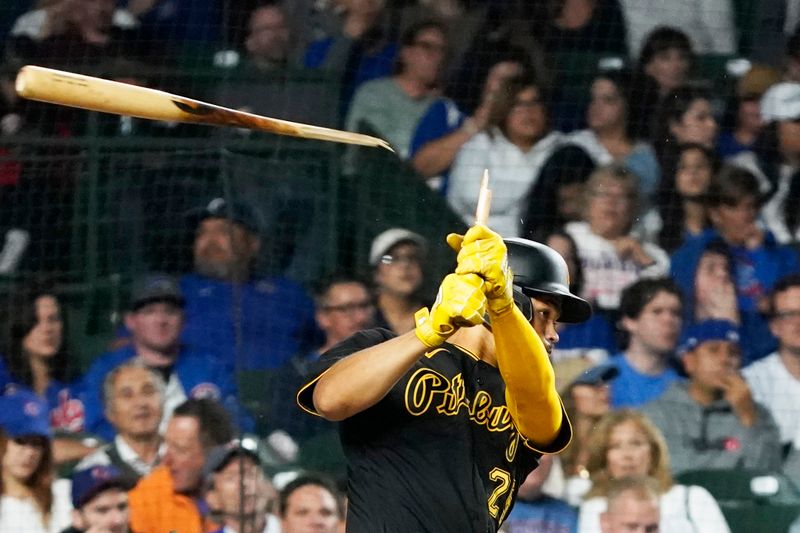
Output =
[
  {"x1": 671, "y1": 165, "x2": 800, "y2": 364},
  {"x1": 643, "y1": 320, "x2": 782, "y2": 475}
]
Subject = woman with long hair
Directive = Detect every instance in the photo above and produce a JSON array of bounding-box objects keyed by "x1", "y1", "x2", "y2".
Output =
[
  {"x1": 447, "y1": 74, "x2": 563, "y2": 237},
  {"x1": 566, "y1": 68, "x2": 661, "y2": 204},
  {"x1": 0, "y1": 281, "x2": 93, "y2": 464},
  {"x1": 0, "y1": 389, "x2": 71, "y2": 532},
  {"x1": 577, "y1": 409, "x2": 729, "y2": 532},
  {"x1": 646, "y1": 143, "x2": 720, "y2": 253}
]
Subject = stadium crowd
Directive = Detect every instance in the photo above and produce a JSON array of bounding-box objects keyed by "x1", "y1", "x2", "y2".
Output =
[{"x1": 1, "y1": 0, "x2": 800, "y2": 532}]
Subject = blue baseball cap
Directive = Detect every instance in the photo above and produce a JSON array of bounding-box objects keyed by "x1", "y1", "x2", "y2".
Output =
[
  {"x1": 71, "y1": 465, "x2": 135, "y2": 508},
  {"x1": 571, "y1": 364, "x2": 620, "y2": 387},
  {"x1": 0, "y1": 389, "x2": 50, "y2": 438},
  {"x1": 677, "y1": 320, "x2": 741, "y2": 357}
]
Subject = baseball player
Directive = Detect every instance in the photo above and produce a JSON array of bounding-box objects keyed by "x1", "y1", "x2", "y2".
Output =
[{"x1": 297, "y1": 224, "x2": 591, "y2": 532}]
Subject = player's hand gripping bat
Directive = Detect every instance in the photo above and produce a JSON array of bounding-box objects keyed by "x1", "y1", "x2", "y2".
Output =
[{"x1": 15, "y1": 65, "x2": 393, "y2": 150}]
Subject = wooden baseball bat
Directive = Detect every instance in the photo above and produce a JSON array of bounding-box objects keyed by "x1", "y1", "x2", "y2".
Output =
[{"x1": 15, "y1": 65, "x2": 393, "y2": 151}]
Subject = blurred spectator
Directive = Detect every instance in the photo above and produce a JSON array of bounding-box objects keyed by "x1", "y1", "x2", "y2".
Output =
[
  {"x1": 534, "y1": 228, "x2": 617, "y2": 385},
  {"x1": 531, "y1": 0, "x2": 628, "y2": 56},
  {"x1": 0, "y1": 282, "x2": 94, "y2": 464},
  {"x1": 447, "y1": 74, "x2": 563, "y2": 237},
  {"x1": 787, "y1": 30, "x2": 800, "y2": 82},
  {"x1": 304, "y1": 0, "x2": 397, "y2": 113},
  {"x1": 128, "y1": 398, "x2": 235, "y2": 533},
  {"x1": 181, "y1": 197, "x2": 318, "y2": 371},
  {"x1": 278, "y1": 474, "x2": 343, "y2": 533},
  {"x1": 671, "y1": 165, "x2": 800, "y2": 363},
  {"x1": 558, "y1": 364, "x2": 619, "y2": 506},
  {"x1": 521, "y1": 145, "x2": 597, "y2": 238},
  {"x1": 395, "y1": 0, "x2": 488, "y2": 78},
  {"x1": 268, "y1": 275, "x2": 375, "y2": 442},
  {"x1": 652, "y1": 87, "x2": 718, "y2": 173},
  {"x1": 410, "y1": 45, "x2": 530, "y2": 192},
  {"x1": 243, "y1": 2, "x2": 295, "y2": 71},
  {"x1": 344, "y1": 19, "x2": 446, "y2": 158},
  {"x1": 83, "y1": 273, "x2": 248, "y2": 441},
  {"x1": 76, "y1": 361, "x2": 165, "y2": 481},
  {"x1": 565, "y1": 69, "x2": 661, "y2": 205},
  {"x1": 647, "y1": 143, "x2": 719, "y2": 253},
  {"x1": 680, "y1": 239, "x2": 741, "y2": 326},
  {"x1": 731, "y1": 82, "x2": 800, "y2": 244},
  {"x1": 717, "y1": 65, "x2": 782, "y2": 158},
  {"x1": 204, "y1": 439, "x2": 281, "y2": 533},
  {"x1": 64, "y1": 464, "x2": 135, "y2": 533},
  {"x1": 619, "y1": 0, "x2": 735, "y2": 57},
  {"x1": 578, "y1": 409, "x2": 730, "y2": 533},
  {"x1": 628, "y1": 27, "x2": 694, "y2": 141},
  {"x1": 0, "y1": 389, "x2": 72, "y2": 533},
  {"x1": 565, "y1": 166, "x2": 670, "y2": 314},
  {"x1": 743, "y1": 274, "x2": 800, "y2": 452},
  {"x1": 369, "y1": 228, "x2": 427, "y2": 334},
  {"x1": 599, "y1": 476, "x2": 660, "y2": 533},
  {"x1": 643, "y1": 319, "x2": 782, "y2": 474},
  {"x1": 502, "y1": 455, "x2": 578, "y2": 532},
  {"x1": 606, "y1": 278, "x2": 683, "y2": 408},
  {"x1": 5, "y1": 0, "x2": 147, "y2": 68}
]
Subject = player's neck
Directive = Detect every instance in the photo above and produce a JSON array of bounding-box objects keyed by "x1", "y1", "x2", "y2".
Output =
[{"x1": 450, "y1": 325, "x2": 496, "y2": 366}]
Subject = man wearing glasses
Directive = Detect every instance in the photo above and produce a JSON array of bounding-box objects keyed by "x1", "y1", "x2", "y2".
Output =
[
  {"x1": 370, "y1": 228, "x2": 428, "y2": 334},
  {"x1": 743, "y1": 274, "x2": 800, "y2": 458}
]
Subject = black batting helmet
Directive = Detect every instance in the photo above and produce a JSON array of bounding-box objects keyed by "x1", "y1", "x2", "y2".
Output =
[{"x1": 504, "y1": 237, "x2": 592, "y2": 323}]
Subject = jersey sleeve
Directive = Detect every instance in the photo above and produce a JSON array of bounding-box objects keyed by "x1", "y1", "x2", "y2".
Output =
[{"x1": 296, "y1": 328, "x2": 397, "y2": 416}]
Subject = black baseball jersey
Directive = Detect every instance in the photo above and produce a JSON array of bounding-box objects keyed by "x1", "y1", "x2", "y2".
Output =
[{"x1": 297, "y1": 328, "x2": 571, "y2": 533}]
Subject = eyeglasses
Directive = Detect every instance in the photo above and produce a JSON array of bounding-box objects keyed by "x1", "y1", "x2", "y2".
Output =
[
  {"x1": 380, "y1": 253, "x2": 422, "y2": 266},
  {"x1": 323, "y1": 300, "x2": 374, "y2": 314}
]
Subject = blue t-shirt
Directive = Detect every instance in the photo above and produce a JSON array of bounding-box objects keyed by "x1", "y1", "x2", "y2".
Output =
[
  {"x1": 504, "y1": 495, "x2": 578, "y2": 533},
  {"x1": 179, "y1": 273, "x2": 318, "y2": 372},
  {"x1": 608, "y1": 353, "x2": 680, "y2": 408},
  {"x1": 0, "y1": 357, "x2": 86, "y2": 434}
]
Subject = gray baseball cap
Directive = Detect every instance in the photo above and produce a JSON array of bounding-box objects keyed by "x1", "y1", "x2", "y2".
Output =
[{"x1": 130, "y1": 273, "x2": 184, "y2": 311}]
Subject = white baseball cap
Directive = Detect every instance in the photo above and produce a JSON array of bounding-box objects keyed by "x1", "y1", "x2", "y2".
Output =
[
  {"x1": 760, "y1": 82, "x2": 800, "y2": 123},
  {"x1": 369, "y1": 228, "x2": 427, "y2": 266}
]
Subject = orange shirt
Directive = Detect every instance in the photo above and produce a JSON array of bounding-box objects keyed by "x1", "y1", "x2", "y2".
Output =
[{"x1": 128, "y1": 465, "x2": 216, "y2": 533}]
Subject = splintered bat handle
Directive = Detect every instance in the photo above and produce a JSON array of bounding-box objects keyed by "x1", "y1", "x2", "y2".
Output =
[{"x1": 475, "y1": 169, "x2": 491, "y2": 226}]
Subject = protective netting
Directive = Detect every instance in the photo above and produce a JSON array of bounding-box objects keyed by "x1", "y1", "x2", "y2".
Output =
[{"x1": 1, "y1": 1, "x2": 800, "y2": 532}]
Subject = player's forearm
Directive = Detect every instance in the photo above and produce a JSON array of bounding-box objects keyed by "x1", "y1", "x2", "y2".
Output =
[
  {"x1": 492, "y1": 307, "x2": 562, "y2": 446},
  {"x1": 313, "y1": 330, "x2": 428, "y2": 421}
]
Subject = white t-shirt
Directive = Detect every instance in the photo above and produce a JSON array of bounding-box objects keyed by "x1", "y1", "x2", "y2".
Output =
[
  {"x1": 743, "y1": 352, "x2": 800, "y2": 444},
  {"x1": 565, "y1": 221, "x2": 670, "y2": 310},
  {"x1": 0, "y1": 479, "x2": 72, "y2": 533},
  {"x1": 579, "y1": 484, "x2": 730, "y2": 533},
  {"x1": 447, "y1": 128, "x2": 563, "y2": 238}
]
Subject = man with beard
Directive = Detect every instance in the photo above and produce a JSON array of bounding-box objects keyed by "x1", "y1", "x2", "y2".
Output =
[{"x1": 180, "y1": 197, "x2": 317, "y2": 372}]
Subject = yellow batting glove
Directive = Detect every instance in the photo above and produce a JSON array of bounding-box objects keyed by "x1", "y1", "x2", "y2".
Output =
[
  {"x1": 415, "y1": 273, "x2": 487, "y2": 348},
  {"x1": 449, "y1": 225, "x2": 514, "y2": 315}
]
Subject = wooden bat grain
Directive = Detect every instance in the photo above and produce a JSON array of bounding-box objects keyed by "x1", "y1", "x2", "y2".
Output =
[{"x1": 15, "y1": 65, "x2": 393, "y2": 150}]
